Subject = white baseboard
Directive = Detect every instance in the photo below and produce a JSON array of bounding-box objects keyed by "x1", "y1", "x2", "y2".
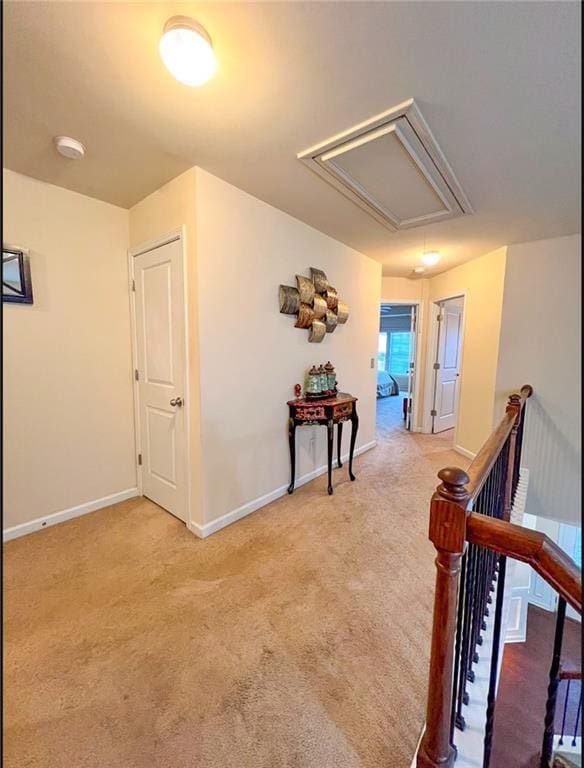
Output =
[
  {"x1": 410, "y1": 725, "x2": 425, "y2": 767},
  {"x1": 2, "y1": 487, "x2": 139, "y2": 542},
  {"x1": 454, "y1": 444, "x2": 476, "y2": 460},
  {"x1": 190, "y1": 441, "x2": 377, "y2": 539}
]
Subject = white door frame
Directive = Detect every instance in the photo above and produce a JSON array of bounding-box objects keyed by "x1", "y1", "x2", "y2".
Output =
[
  {"x1": 378, "y1": 299, "x2": 425, "y2": 432},
  {"x1": 421, "y1": 292, "x2": 467, "y2": 438},
  {"x1": 127, "y1": 226, "x2": 192, "y2": 528}
]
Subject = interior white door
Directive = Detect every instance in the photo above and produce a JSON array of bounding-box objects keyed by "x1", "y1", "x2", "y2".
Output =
[
  {"x1": 432, "y1": 299, "x2": 463, "y2": 433},
  {"x1": 405, "y1": 305, "x2": 417, "y2": 431},
  {"x1": 133, "y1": 238, "x2": 187, "y2": 522}
]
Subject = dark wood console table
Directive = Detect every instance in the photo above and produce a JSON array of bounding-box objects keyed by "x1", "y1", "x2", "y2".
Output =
[{"x1": 286, "y1": 392, "x2": 358, "y2": 496}]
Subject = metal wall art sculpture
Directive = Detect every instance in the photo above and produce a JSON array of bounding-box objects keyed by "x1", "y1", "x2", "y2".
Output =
[{"x1": 278, "y1": 267, "x2": 350, "y2": 343}]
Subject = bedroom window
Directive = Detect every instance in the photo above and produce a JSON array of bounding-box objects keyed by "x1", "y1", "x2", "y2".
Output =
[
  {"x1": 388, "y1": 331, "x2": 411, "y2": 375},
  {"x1": 377, "y1": 332, "x2": 388, "y2": 370}
]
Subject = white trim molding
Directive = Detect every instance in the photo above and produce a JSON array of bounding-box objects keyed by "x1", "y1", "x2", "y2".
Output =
[
  {"x1": 3, "y1": 488, "x2": 139, "y2": 542},
  {"x1": 191, "y1": 441, "x2": 377, "y2": 539},
  {"x1": 298, "y1": 98, "x2": 473, "y2": 233},
  {"x1": 454, "y1": 444, "x2": 476, "y2": 460}
]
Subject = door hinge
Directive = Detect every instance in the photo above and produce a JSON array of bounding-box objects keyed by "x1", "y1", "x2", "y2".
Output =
[
  {"x1": 437, "y1": 314, "x2": 443, "y2": 322},
  {"x1": 138, "y1": 453, "x2": 142, "y2": 466},
  {"x1": 433, "y1": 362, "x2": 441, "y2": 370},
  {"x1": 134, "y1": 369, "x2": 139, "y2": 381},
  {"x1": 132, "y1": 279, "x2": 136, "y2": 292},
  {"x1": 430, "y1": 409, "x2": 437, "y2": 417}
]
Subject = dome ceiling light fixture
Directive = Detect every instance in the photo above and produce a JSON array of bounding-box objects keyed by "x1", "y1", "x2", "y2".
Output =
[
  {"x1": 421, "y1": 251, "x2": 441, "y2": 267},
  {"x1": 159, "y1": 16, "x2": 217, "y2": 86},
  {"x1": 54, "y1": 136, "x2": 86, "y2": 159}
]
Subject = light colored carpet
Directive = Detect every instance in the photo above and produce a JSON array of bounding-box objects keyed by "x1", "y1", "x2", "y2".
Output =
[
  {"x1": 3, "y1": 416, "x2": 465, "y2": 768},
  {"x1": 375, "y1": 392, "x2": 408, "y2": 435}
]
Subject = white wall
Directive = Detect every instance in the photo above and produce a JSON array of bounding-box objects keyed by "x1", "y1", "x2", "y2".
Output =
[
  {"x1": 423, "y1": 247, "x2": 508, "y2": 454},
  {"x1": 381, "y1": 276, "x2": 425, "y2": 304},
  {"x1": 195, "y1": 168, "x2": 381, "y2": 528},
  {"x1": 381, "y1": 253, "x2": 508, "y2": 451},
  {"x1": 2, "y1": 170, "x2": 136, "y2": 532},
  {"x1": 495, "y1": 234, "x2": 581, "y2": 525}
]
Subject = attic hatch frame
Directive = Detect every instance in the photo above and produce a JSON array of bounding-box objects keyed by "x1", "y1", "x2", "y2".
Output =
[{"x1": 297, "y1": 98, "x2": 473, "y2": 232}]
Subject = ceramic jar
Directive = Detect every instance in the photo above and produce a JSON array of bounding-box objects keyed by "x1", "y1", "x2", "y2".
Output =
[
  {"x1": 324, "y1": 361, "x2": 336, "y2": 392},
  {"x1": 306, "y1": 365, "x2": 321, "y2": 395}
]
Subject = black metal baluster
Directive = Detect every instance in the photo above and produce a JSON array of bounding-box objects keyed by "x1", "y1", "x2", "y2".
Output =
[
  {"x1": 512, "y1": 402, "x2": 526, "y2": 503},
  {"x1": 470, "y1": 547, "x2": 487, "y2": 664},
  {"x1": 457, "y1": 542, "x2": 476, "y2": 725},
  {"x1": 451, "y1": 549, "x2": 468, "y2": 739},
  {"x1": 467, "y1": 546, "x2": 484, "y2": 680},
  {"x1": 482, "y1": 554, "x2": 506, "y2": 768},
  {"x1": 558, "y1": 680, "x2": 570, "y2": 746},
  {"x1": 571, "y1": 689, "x2": 582, "y2": 747},
  {"x1": 540, "y1": 598, "x2": 567, "y2": 768},
  {"x1": 470, "y1": 479, "x2": 491, "y2": 664},
  {"x1": 496, "y1": 445, "x2": 507, "y2": 518}
]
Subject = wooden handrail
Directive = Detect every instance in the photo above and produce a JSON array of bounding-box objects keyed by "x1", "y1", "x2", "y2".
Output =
[
  {"x1": 465, "y1": 384, "x2": 533, "y2": 501},
  {"x1": 559, "y1": 668, "x2": 582, "y2": 680},
  {"x1": 466, "y1": 513, "x2": 582, "y2": 614}
]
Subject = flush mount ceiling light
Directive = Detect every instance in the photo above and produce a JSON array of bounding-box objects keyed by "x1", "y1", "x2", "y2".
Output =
[
  {"x1": 421, "y1": 251, "x2": 441, "y2": 267},
  {"x1": 159, "y1": 16, "x2": 217, "y2": 86},
  {"x1": 54, "y1": 136, "x2": 85, "y2": 159}
]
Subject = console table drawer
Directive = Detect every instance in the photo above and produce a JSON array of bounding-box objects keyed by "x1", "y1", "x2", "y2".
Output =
[
  {"x1": 333, "y1": 402, "x2": 353, "y2": 420},
  {"x1": 295, "y1": 405, "x2": 325, "y2": 421}
]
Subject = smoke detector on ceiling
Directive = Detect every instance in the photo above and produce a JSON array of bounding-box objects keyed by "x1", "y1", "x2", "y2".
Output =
[{"x1": 54, "y1": 136, "x2": 86, "y2": 159}]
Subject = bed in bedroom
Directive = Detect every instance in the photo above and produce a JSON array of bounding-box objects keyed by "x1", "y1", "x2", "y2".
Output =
[{"x1": 377, "y1": 370, "x2": 399, "y2": 398}]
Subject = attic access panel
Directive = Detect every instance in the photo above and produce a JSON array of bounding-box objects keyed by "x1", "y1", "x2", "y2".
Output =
[{"x1": 297, "y1": 99, "x2": 473, "y2": 232}]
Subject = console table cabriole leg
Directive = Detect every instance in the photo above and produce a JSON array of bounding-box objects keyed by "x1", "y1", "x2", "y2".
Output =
[
  {"x1": 349, "y1": 406, "x2": 359, "y2": 481},
  {"x1": 337, "y1": 421, "x2": 343, "y2": 468},
  {"x1": 327, "y1": 418, "x2": 334, "y2": 495},
  {"x1": 287, "y1": 417, "x2": 296, "y2": 494}
]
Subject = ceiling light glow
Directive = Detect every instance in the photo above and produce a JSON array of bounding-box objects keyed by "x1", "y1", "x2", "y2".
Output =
[
  {"x1": 160, "y1": 16, "x2": 217, "y2": 86},
  {"x1": 421, "y1": 251, "x2": 441, "y2": 266},
  {"x1": 413, "y1": 266, "x2": 426, "y2": 274}
]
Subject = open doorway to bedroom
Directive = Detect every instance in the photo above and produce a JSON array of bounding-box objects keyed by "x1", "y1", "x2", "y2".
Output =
[{"x1": 376, "y1": 303, "x2": 418, "y2": 436}]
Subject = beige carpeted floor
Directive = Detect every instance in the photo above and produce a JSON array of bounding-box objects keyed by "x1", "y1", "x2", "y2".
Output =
[{"x1": 3, "y1": 406, "x2": 466, "y2": 768}]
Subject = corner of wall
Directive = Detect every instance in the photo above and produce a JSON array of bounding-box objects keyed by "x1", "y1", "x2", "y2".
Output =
[{"x1": 127, "y1": 166, "x2": 205, "y2": 530}]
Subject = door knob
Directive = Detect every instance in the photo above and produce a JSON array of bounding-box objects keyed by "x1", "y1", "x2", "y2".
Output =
[{"x1": 170, "y1": 397, "x2": 183, "y2": 407}]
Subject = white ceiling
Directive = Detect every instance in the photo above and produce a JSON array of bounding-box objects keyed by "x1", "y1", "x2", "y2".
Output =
[{"x1": 3, "y1": 1, "x2": 581, "y2": 276}]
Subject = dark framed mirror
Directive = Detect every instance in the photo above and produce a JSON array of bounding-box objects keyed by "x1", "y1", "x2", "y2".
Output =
[{"x1": 2, "y1": 248, "x2": 33, "y2": 304}]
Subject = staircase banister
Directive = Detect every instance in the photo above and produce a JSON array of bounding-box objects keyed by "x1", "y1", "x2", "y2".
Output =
[
  {"x1": 466, "y1": 513, "x2": 582, "y2": 614},
  {"x1": 465, "y1": 413, "x2": 517, "y2": 501},
  {"x1": 465, "y1": 384, "x2": 534, "y2": 502}
]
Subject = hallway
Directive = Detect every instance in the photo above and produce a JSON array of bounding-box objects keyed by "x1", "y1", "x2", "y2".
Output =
[
  {"x1": 4, "y1": 429, "x2": 463, "y2": 768},
  {"x1": 376, "y1": 392, "x2": 408, "y2": 436}
]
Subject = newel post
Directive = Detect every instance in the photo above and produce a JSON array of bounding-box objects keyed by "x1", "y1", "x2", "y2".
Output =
[{"x1": 417, "y1": 467, "x2": 470, "y2": 768}]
